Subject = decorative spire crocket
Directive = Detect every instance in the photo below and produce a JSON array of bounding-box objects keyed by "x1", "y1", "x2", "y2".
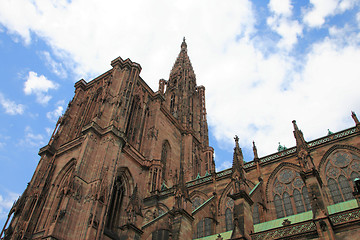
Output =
[{"x1": 292, "y1": 120, "x2": 314, "y2": 169}]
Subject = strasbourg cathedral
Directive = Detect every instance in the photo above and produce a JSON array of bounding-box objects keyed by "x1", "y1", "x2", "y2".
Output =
[{"x1": 2, "y1": 39, "x2": 360, "y2": 240}]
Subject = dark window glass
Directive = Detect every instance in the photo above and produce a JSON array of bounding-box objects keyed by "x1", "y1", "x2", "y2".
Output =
[
  {"x1": 225, "y1": 208, "x2": 233, "y2": 230},
  {"x1": 274, "y1": 194, "x2": 284, "y2": 218},
  {"x1": 152, "y1": 229, "x2": 169, "y2": 240},
  {"x1": 302, "y1": 186, "x2": 311, "y2": 211},
  {"x1": 283, "y1": 192, "x2": 294, "y2": 216},
  {"x1": 328, "y1": 178, "x2": 343, "y2": 204},
  {"x1": 197, "y1": 219, "x2": 204, "y2": 238},
  {"x1": 204, "y1": 218, "x2": 212, "y2": 236},
  {"x1": 293, "y1": 189, "x2": 305, "y2": 213},
  {"x1": 339, "y1": 175, "x2": 354, "y2": 201}
]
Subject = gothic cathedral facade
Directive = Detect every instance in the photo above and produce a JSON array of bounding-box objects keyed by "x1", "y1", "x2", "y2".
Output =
[{"x1": 2, "y1": 39, "x2": 360, "y2": 240}]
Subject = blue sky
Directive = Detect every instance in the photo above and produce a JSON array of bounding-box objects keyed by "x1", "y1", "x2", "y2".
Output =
[{"x1": 1, "y1": 0, "x2": 360, "y2": 228}]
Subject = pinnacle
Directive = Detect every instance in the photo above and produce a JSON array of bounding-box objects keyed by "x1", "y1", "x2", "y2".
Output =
[
  {"x1": 169, "y1": 38, "x2": 195, "y2": 80},
  {"x1": 181, "y1": 36, "x2": 187, "y2": 50}
]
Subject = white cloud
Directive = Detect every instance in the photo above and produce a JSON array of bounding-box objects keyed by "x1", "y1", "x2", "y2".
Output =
[
  {"x1": 45, "y1": 127, "x2": 52, "y2": 136},
  {"x1": 19, "y1": 126, "x2": 45, "y2": 147},
  {"x1": 24, "y1": 71, "x2": 59, "y2": 105},
  {"x1": 0, "y1": 192, "x2": 19, "y2": 221},
  {"x1": 356, "y1": 12, "x2": 360, "y2": 28},
  {"x1": 0, "y1": 0, "x2": 359, "y2": 164},
  {"x1": 268, "y1": 0, "x2": 292, "y2": 16},
  {"x1": 303, "y1": 0, "x2": 357, "y2": 28},
  {"x1": 0, "y1": 0, "x2": 255, "y2": 81},
  {"x1": 216, "y1": 160, "x2": 232, "y2": 172},
  {"x1": 267, "y1": 0, "x2": 303, "y2": 51},
  {"x1": 40, "y1": 51, "x2": 67, "y2": 78},
  {"x1": 46, "y1": 105, "x2": 64, "y2": 122},
  {"x1": 0, "y1": 92, "x2": 25, "y2": 115}
]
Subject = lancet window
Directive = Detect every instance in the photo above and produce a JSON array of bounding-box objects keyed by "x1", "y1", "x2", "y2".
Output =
[
  {"x1": 196, "y1": 218, "x2": 213, "y2": 238},
  {"x1": 126, "y1": 95, "x2": 142, "y2": 144},
  {"x1": 272, "y1": 168, "x2": 311, "y2": 219},
  {"x1": 225, "y1": 197, "x2": 234, "y2": 231},
  {"x1": 324, "y1": 151, "x2": 360, "y2": 204},
  {"x1": 106, "y1": 176, "x2": 125, "y2": 231},
  {"x1": 170, "y1": 94, "x2": 175, "y2": 114},
  {"x1": 161, "y1": 141, "x2": 170, "y2": 181},
  {"x1": 192, "y1": 196, "x2": 204, "y2": 211}
]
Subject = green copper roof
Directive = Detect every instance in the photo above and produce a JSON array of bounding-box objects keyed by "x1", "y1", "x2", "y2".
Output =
[
  {"x1": 254, "y1": 211, "x2": 312, "y2": 233},
  {"x1": 327, "y1": 199, "x2": 358, "y2": 215},
  {"x1": 192, "y1": 196, "x2": 215, "y2": 215},
  {"x1": 193, "y1": 230, "x2": 233, "y2": 240},
  {"x1": 249, "y1": 181, "x2": 261, "y2": 196}
]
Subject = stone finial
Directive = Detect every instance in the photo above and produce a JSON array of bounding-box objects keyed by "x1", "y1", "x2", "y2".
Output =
[
  {"x1": 181, "y1": 36, "x2": 187, "y2": 50},
  {"x1": 352, "y1": 111, "x2": 359, "y2": 125},
  {"x1": 292, "y1": 120, "x2": 308, "y2": 151},
  {"x1": 253, "y1": 141, "x2": 259, "y2": 159}
]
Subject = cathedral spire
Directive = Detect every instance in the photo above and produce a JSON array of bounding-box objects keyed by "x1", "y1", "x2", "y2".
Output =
[{"x1": 168, "y1": 38, "x2": 196, "y2": 87}]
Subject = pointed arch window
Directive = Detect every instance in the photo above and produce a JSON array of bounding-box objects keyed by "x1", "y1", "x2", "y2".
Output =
[
  {"x1": 274, "y1": 194, "x2": 284, "y2": 218},
  {"x1": 106, "y1": 176, "x2": 125, "y2": 231},
  {"x1": 324, "y1": 151, "x2": 360, "y2": 204},
  {"x1": 225, "y1": 208, "x2": 233, "y2": 231},
  {"x1": 283, "y1": 192, "x2": 294, "y2": 216},
  {"x1": 192, "y1": 197, "x2": 204, "y2": 211},
  {"x1": 272, "y1": 168, "x2": 310, "y2": 219},
  {"x1": 126, "y1": 96, "x2": 142, "y2": 144},
  {"x1": 197, "y1": 218, "x2": 213, "y2": 238},
  {"x1": 161, "y1": 141, "x2": 170, "y2": 181},
  {"x1": 197, "y1": 219, "x2": 204, "y2": 238},
  {"x1": 170, "y1": 94, "x2": 175, "y2": 114}
]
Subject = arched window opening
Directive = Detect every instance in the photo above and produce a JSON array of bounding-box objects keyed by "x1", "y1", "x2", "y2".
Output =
[
  {"x1": 126, "y1": 96, "x2": 142, "y2": 144},
  {"x1": 225, "y1": 208, "x2": 233, "y2": 230},
  {"x1": 283, "y1": 192, "x2": 294, "y2": 216},
  {"x1": 23, "y1": 196, "x2": 37, "y2": 221},
  {"x1": 324, "y1": 151, "x2": 360, "y2": 204},
  {"x1": 197, "y1": 218, "x2": 213, "y2": 238},
  {"x1": 328, "y1": 178, "x2": 342, "y2": 204},
  {"x1": 293, "y1": 189, "x2": 305, "y2": 213},
  {"x1": 161, "y1": 141, "x2": 170, "y2": 181},
  {"x1": 197, "y1": 219, "x2": 204, "y2": 238},
  {"x1": 339, "y1": 175, "x2": 353, "y2": 201},
  {"x1": 274, "y1": 194, "x2": 284, "y2": 218},
  {"x1": 272, "y1": 169, "x2": 309, "y2": 219},
  {"x1": 106, "y1": 176, "x2": 125, "y2": 231},
  {"x1": 204, "y1": 218, "x2": 212, "y2": 236},
  {"x1": 170, "y1": 94, "x2": 175, "y2": 114},
  {"x1": 151, "y1": 168, "x2": 158, "y2": 192},
  {"x1": 194, "y1": 157, "x2": 200, "y2": 178},
  {"x1": 192, "y1": 197, "x2": 203, "y2": 211},
  {"x1": 52, "y1": 190, "x2": 64, "y2": 222},
  {"x1": 252, "y1": 203, "x2": 260, "y2": 225},
  {"x1": 302, "y1": 187, "x2": 311, "y2": 211}
]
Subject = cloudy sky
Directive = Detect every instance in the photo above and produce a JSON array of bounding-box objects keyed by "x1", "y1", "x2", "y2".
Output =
[{"x1": 1, "y1": 0, "x2": 360, "y2": 228}]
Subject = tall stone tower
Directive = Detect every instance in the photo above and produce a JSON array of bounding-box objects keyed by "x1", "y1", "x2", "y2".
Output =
[{"x1": 2, "y1": 39, "x2": 214, "y2": 240}]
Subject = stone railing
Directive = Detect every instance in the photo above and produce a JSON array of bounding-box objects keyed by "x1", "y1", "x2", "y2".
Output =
[{"x1": 251, "y1": 220, "x2": 316, "y2": 240}]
